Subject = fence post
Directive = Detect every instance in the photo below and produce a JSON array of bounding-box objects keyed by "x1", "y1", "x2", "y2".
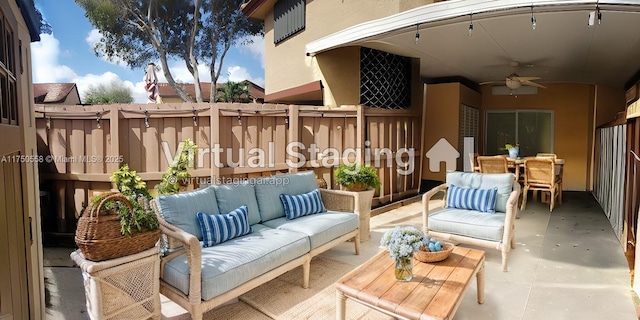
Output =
[
  {"x1": 210, "y1": 104, "x2": 221, "y2": 180},
  {"x1": 288, "y1": 105, "x2": 299, "y2": 173},
  {"x1": 108, "y1": 107, "x2": 120, "y2": 183},
  {"x1": 357, "y1": 105, "x2": 366, "y2": 164}
]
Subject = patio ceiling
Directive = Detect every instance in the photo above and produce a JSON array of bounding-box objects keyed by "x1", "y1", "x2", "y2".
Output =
[{"x1": 306, "y1": 0, "x2": 640, "y2": 89}]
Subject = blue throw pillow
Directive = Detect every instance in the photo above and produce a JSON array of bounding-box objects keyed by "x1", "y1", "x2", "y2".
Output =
[
  {"x1": 446, "y1": 184, "x2": 498, "y2": 214},
  {"x1": 280, "y1": 189, "x2": 326, "y2": 220},
  {"x1": 196, "y1": 205, "x2": 252, "y2": 247}
]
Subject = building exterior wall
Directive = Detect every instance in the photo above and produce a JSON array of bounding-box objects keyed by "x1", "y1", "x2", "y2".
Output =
[
  {"x1": 263, "y1": 0, "x2": 432, "y2": 100},
  {"x1": 2, "y1": 0, "x2": 43, "y2": 318},
  {"x1": 481, "y1": 83, "x2": 595, "y2": 191}
]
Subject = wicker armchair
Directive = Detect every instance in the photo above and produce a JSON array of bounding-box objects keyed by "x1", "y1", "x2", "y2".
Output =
[{"x1": 521, "y1": 157, "x2": 562, "y2": 212}]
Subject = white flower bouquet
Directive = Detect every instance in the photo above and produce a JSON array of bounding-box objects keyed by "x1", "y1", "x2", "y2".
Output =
[{"x1": 380, "y1": 226, "x2": 425, "y2": 260}]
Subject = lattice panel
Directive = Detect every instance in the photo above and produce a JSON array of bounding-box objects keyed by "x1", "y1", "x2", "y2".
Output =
[{"x1": 360, "y1": 47, "x2": 411, "y2": 109}]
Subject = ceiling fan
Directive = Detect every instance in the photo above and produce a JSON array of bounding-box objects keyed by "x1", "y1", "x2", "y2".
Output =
[{"x1": 480, "y1": 62, "x2": 546, "y2": 89}]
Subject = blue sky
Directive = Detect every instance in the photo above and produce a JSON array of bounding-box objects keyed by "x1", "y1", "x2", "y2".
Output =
[{"x1": 32, "y1": 0, "x2": 265, "y2": 103}]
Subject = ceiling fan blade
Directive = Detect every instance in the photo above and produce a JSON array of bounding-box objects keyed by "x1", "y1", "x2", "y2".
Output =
[
  {"x1": 479, "y1": 81, "x2": 505, "y2": 85},
  {"x1": 515, "y1": 76, "x2": 541, "y2": 81},
  {"x1": 521, "y1": 80, "x2": 546, "y2": 88}
]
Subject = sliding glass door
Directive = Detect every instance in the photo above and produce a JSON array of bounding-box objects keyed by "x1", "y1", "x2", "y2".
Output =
[{"x1": 485, "y1": 110, "x2": 554, "y2": 157}]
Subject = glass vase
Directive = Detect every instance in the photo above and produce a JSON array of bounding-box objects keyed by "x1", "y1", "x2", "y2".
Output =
[{"x1": 394, "y1": 255, "x2": 413, "y2": 281}]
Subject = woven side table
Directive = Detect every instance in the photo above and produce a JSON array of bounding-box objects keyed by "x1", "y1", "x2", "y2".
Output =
[{"x1": 71, "y1": 247, "x2": 161, "y2": 320}]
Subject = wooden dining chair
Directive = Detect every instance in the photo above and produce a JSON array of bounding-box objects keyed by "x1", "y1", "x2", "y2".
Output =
[
  {"x1": 477, "y1": 155, "x2": 509, "y2": 174},
  {"x1": 520, "y1": 157, "x2": 562, "y2": 212},
  {"x1": 469, "y1": 152, "x2": 480, "y2": 172}
]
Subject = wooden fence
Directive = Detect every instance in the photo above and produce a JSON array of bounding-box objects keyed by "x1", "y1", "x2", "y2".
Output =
[{"x1": 34, "y1": 103, "x2": 422, "y2": 235}]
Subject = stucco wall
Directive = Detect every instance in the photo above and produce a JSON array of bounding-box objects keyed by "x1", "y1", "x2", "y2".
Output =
[
  {"x1": 263, "y1": 0, "x2": 426, "y2": 97},
  {"x1": 423, "y1": 83, "x2": 461, "y2": 181},
  {"x1": 481, "y1": 83, "x2": 596, "y2": 191}
]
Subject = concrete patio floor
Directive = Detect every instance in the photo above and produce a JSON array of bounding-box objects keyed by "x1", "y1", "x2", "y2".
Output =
[{"x1": 45, "y1": 191, "x2": 638, "y2": 319}]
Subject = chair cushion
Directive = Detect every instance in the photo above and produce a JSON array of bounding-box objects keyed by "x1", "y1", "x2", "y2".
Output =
[
  {"x1": 154, "y1": 187, "x2": 219, "y2": 240},
  {"x1": 162, "y1": 224, "x2": 310, "y2": 301},
  {"x1": 428, "y1": 208, "x2": 506, "y2": 242},
  {"x1": 254, "y1": 171, "x2": 319, "y2": 221},
  {"x1": 446, "y1": 184, "x2": 498, "y2": 213},
  {"x1": 262, "y1": 211, "x2": 358, "y2": 250},
  {"x1": 196, "y1": 206, "x2": 252, "y2": 247},
  {"x1": 446, "y1": 171, "x2": 513, "y2": 213},
  {"x1": 211, "y1": 183, "x2": 261, "y2": 225},
  {"x1": 280, "y1": 189, "x2": 326, "y2": 220}
]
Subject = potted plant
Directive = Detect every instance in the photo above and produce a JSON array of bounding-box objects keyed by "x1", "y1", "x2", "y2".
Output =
[
  {"x1": 334, "y1": 163, "x2": 381, "y2": 191},
  {"x1": 501, "y1": 143, "x2": 520, "y2": 159},
  {"x1": 334, "y1": 163, "x2": 380, "y2": 243},
  {"x1": 75, "y1": 164, "x2": 160, "y2": 261},
  {"x1": 157, "y1": 139, "x2": 198, "y2": 194}
]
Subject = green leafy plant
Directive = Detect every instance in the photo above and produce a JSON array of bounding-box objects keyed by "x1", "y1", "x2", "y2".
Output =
[
  {"x1": 90, "y1": 164, "x2": 158, "y2": 237},
  {"x1": 334, "y1": 163, "x2": 381, "y2": 191},
  {"x1": 157, "y1": 139, "x2": 198, "y2": 195},
  {"x1": 499, "y1": 143, "x2": 519, "y2": 151}
]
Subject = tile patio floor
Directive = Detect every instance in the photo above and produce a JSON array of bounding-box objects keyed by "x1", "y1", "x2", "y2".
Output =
[{"x1": 45, "y1": 191, "x2": 638, "y2": 319}]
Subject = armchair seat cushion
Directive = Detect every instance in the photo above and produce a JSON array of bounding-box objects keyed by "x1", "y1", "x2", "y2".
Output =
[
  {"x1": 162, "y1": 224, "x2": 310, "y2": 301},
  {"x1": 262, "y1": 211, "x2": 358, "y2": 250},
  {"x1": 428, "y1": 208, "x2": 506, "y2": 242}
]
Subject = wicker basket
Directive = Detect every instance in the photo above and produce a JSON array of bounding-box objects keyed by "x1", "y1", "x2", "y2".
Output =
[
  {"x1": 75, "y1": 192, "x2": 161, "y2": 262},
  {"x1": 414, "y1": 242, "x2": 455, "y2": 263}
]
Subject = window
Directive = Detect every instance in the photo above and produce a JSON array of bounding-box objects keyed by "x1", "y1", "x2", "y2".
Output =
[
  {"x1": 0, "y1": 9, "x2": 17, "y2": 126},
  {"x1": 274, "y1": 0, "x2": 305, "y2": 44},
  {"x1": 485, "y1": 111, "x2": 553, "y2": 157}
]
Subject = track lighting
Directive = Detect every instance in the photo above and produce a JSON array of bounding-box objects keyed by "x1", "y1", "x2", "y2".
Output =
[
  {"x1": 95, "y1": 112, "x2": 101, "y2": 129},
  {"x1": 468, "y1": 13, "x2": 474, "y2": 37},
  {"x1": 531, "y1": 6, "x2": 536, "y2": 30},
  {"x1": 415, "y1": 24, "x2": 420, "y2": 44},
  {"x1": 144, "y1": 110, "x2": 150, "y2": 128},
  {"x1": 237, "y1": 110, "x2": 242, "y2": 125},
  {"x1": 597, "y1": 6, "x2": 602, "y2": 24}
]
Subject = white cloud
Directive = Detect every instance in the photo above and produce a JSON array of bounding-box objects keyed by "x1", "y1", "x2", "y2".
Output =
[
  {"x1": 85, "y1": 29, "x2": 128, "y2": 68},
  {"x1": 31, "y1": 34, "x2": 78, "y2": 82},
  {"x1": 240, "y1": 35, "x2": 265, "y2": 69},
  {"x1": 225, "y1": 65, "x2": 265, "y2": 88}
]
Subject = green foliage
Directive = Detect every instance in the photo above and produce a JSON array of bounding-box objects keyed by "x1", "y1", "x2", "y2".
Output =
[
  {"x1": 334, "y1": 163, "x2": 381, "y2": 190},
  {"x1": 89, "y1": 165, "x2": 159, "y2": 237},
  {"x1": 157, "y1": 139, "x2": 198, "y2": 195},
  {"x1": 499, "y1": 143, "x2": 519, "y2": 151},
  {"x1": 75, "y1": 0, "x2": 264, "y2": 102},
  {"x1": 83, "y1": 81, "x2": 133, "y2": 104},
  {"x1": 216, "y1": 81, "x2": 250, "y2": 103}
]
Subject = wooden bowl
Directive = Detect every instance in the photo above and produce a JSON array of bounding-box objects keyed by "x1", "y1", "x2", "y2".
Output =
[{"x1": 414, "y1": 242, "x2": 454, "y2": 263}]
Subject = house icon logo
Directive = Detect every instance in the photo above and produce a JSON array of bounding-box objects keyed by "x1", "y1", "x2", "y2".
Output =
[{"x1": 425, "y1": 138, "x2": 460, "y2": 172}]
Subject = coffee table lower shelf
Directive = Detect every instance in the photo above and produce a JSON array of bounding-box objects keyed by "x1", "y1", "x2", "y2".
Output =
[{"x1": 336, "y1": 246, "x2": 485, "y2": 320}]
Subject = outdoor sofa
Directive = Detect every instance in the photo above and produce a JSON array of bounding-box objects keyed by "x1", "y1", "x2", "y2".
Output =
[
  {"x1": 151, "y1": 170, "x2": 361, "y2": 320},
  {"x1": 422, "y1": 171, "x2": 520, "y2": 271}
]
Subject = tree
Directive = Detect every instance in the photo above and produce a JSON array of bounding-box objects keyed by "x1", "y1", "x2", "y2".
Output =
[
  {"x1": 83, "y1": 81, "x2": 134, "y2": 104},
  {"x1": 75, "y1": 0, "x2": 263, "y2": 103},
  {"x1": 216, "y1": 80, "x2": 250, "y2": 103}
]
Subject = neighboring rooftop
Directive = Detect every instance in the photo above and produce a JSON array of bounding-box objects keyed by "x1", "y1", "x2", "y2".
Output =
[
  {"x1": 33, "y1": 83, "x2": 81, "y2": 105},
  {"x1": 157, "y1": 81, "x2": 265, "y2": 103}
]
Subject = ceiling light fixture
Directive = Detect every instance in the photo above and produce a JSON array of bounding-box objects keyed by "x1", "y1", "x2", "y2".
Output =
[
  {"x1": 415, "y1": 24, "x2": 420, "y2": 44},
  {"x1": 531, "y1": 6, "x2": 537, "y2": 30},
  {"x1": 468, "y1": 13, "x2": 474, "y2": 37}
]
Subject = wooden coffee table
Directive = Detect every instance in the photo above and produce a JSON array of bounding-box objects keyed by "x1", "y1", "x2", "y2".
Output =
[{"x1": 336, "y1": 246, "x2": 485, "y2": 320}]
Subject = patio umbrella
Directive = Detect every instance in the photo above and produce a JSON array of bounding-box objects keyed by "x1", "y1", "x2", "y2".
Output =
[{"x1": 144, "y1": 63, "x2": 158, "y2": 103}]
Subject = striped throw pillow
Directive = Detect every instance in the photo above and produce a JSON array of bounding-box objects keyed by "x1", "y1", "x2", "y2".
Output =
[
  {"x1": 280, "y1": 189, "x2": 326, "y2": 220},
  {"x1": 196, "y1": 205, "x2": 252, "y2": 247},
  {"x1": 446, "y1": 184, "x2": 498, "y2": 214}
]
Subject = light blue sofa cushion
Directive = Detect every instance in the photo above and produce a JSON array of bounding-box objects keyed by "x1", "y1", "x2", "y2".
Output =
[
  {"x1": 162, "y1": 224, "x2": 310, "y2": 301},
  {"x1": 428, "y1": 208, "x2": 506, "y2": 242},
  {"x1": 211, "y1": 183, "x2": 261, "y2": 225},
  {"x1": 446, "y1": 171, "x2": 514, "y2": 213},
  {"x1": 262, "y1": 211, "x2": 358, "y2": 250},
  {"x1": 254, "y1": 171, "x2": 319, "y2": 221},
  {"x1": 154, "y1": 187, "x2": 219, "y2": 240}
]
